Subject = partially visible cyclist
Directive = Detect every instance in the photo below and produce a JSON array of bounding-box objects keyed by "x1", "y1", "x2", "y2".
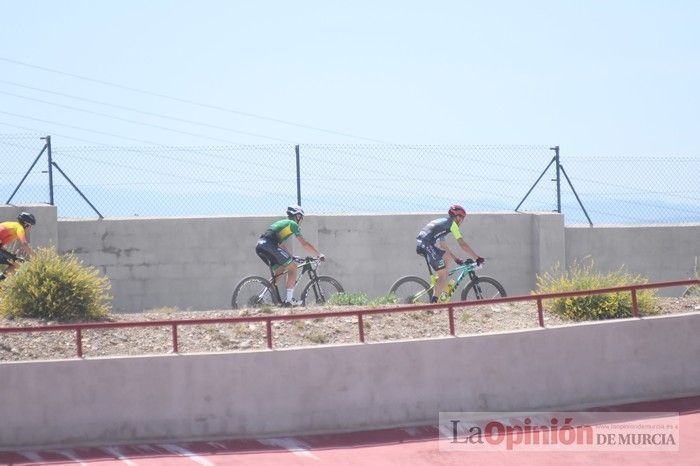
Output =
[
  {"x1": 255, "y1": 205, "x2": 325, "y2": 306},
  {"x1": 416, "y1": 204, "x2": 484, "y2": 303},
  {"x1": 0, "y1": 212, "x2": 35, "y2": 280}
]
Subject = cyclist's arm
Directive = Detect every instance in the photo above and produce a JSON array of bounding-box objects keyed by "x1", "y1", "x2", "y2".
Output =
[
  {"x1": 18, "y1": 242, "x2": 33, "y2": 258},
  {"x1": 437, "y1": 239, "x2": 460, "y2": 263},
  {"x1": 450, "y1": 221, "x2": 479, "y2": 260},
  {"x1": 296, "y1": 235, "x2": 321, "y2": 257},
  {"x1": 456, "y1": 237, "x2": 479, "y2": 260},
  {"x1": 14, "y1": 227, "x2": 33, "y2": 258}
]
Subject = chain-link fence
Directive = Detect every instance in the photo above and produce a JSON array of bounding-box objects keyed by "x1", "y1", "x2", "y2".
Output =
[{"x1": 1, "y1": 134, "x2": 698, "y2": 225}]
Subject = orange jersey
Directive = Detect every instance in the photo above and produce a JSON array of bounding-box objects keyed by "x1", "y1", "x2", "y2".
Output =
[{"x1": 0, "y1": 221, "x2": 28, "y2": 246}]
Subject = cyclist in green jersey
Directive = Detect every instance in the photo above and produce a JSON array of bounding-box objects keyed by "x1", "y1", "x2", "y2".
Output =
[
  {"x1": 416, "y1": 204, "x2": 484, "y2": 303},
  {"x1": 255, "y1": 205, "x2": 325, "y2": 306}
]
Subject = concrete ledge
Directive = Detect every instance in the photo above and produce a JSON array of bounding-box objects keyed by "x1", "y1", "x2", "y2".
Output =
[{"x1": 1, "y1": 313, "x2": 698, "y2": 449}]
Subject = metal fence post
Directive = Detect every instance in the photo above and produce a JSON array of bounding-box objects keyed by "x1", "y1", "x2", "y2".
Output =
[
  {"x1": 552, "y1": 145, "x2": 561, "y2": 213},
  {"x1": 45, "y1": 135, "x2": 55, "y2": 205}
]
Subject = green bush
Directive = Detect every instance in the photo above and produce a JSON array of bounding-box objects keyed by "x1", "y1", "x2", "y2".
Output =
[
  {"x1": 326, "y1": 292, "x2": 369, "y2": 306},
  {"x1": 0, "y1": 247, "x2": 111, "y2": 321},
  {"x1": 325, "y1": 292, "x2": 399, "y2": 307},
  {"x1": 369, "y1": 293, "x2": 399, "y2": 306},
  {"x1": 535, "y1": 258, "x2": 659, "y2": 321}
]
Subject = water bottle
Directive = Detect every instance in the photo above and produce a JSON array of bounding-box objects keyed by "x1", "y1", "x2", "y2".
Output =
[{"x1": 445, "y1": 279, "x2": 456, "y2": 296}]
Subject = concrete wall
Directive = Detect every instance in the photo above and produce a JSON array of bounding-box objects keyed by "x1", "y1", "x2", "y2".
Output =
[
  {"x1": 55, "y1": 212, "x2": 553, "y2": 311},
  {"x1": 2, "y1": 313, "x2": 698, "y2": 449},
  {"x1": 566, "y1": 224, "x2": 700, "y2": 296},
  {"x1": 3, "y1": 205, "x2": 698, "y2": 311}
]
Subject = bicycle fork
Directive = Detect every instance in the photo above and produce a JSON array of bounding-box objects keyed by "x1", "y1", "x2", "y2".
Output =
[
  {"x1": 306, "y1": 271, "x2": 327, "y2": 303},
  {"x1": 468, "y1": 271, "x2": 487, "y2": 299}
]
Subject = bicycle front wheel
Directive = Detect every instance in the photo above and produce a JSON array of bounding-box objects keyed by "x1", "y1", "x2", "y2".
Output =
[
  {"x1": 301, "y1": 276, "x2": 344, "y2": 306},
  {"x1": 231, "y1": 276, "x2": 277, "y2": 309},
  {"x1": 389, "y1": 276, "x2": 432, "y2": 304},
  {"x1": 460, "y1": 276, "x2": 506, "y2": 301}
]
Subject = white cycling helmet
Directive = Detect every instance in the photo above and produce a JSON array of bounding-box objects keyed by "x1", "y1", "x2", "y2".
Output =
[{"x1": 286, "y1": 205, "x2": 304, "y2": 218}]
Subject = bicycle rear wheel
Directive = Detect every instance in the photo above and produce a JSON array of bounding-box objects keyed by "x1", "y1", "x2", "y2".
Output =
[
  {"x1": 231, "y1": 276, "x2": 277, "y2": 309},
  {"x1": 460, "y1": 276, "x2": 506, "y2": 301},
  {"x1": 389, "y1": 276, "x2": 432, "y2": 304},
  {"x1": 301, "y1": 276, "x2": 344, "y2": 306}
]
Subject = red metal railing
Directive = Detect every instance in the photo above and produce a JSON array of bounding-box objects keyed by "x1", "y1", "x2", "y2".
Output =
[{"x1": 0, "y1": 279, "x2": 697, "y2": 358}]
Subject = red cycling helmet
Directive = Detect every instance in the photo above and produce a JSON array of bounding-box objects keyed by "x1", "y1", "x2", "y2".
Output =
[{"x1": 448, "y1": 204, "x2": 466, "y2": 218}]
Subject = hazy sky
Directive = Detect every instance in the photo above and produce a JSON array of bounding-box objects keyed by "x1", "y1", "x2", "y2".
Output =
[{"x1": 1, "y1": 0, "x2": 698, "y2": 156}]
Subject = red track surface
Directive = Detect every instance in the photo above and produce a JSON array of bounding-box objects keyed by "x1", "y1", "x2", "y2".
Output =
[{"x1": 2, "y1": 396, "x2": 699, "y2": 465}]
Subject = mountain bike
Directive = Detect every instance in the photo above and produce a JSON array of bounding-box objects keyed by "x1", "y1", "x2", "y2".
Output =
[
  {"x1": 389, "y1": 258, "x2": 506, "y2": 304},
  {"x1": 231, "y1": 256, "x2": 344, "y2": 309}
]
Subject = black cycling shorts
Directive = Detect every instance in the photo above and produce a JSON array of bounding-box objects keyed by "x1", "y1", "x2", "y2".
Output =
[
  {"x1": 255, "y1": 239, "x2": 293, "y2": 270},
  {"x1": 416, "y1": 241, "x2": 446, "y2": 271}
]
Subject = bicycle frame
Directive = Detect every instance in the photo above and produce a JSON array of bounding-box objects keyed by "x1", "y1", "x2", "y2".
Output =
[
  {"x1": 413, "y1": 258, "x2": 480, "y2": 302},
  {"x1": 263, "y1": 257, "x2": 322, "y2": 303}
]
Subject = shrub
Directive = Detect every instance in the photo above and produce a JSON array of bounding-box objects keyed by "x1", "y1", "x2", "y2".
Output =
[
  {"x1": 306, "y1": 330, "x2": 329, "y2": 344},
  {"x1": 325, "y1": 292, "x2": 399, "y2": 307},
  {"x1": 535, "y1": 258, "x2": 659, "y2": 321},
  {"x1": 327, "y1": 292, "x2": 369, "y2": 306},
  {"x1": 369, "y1": 293, "x2": 398, "y2": 306},
  {"x1": 0, "y1": 247, "x2": 111, "y2": 321}
]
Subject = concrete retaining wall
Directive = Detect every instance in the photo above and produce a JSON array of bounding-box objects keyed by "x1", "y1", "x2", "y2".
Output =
[
  {"x1": 2, "y1": 313, "x2": 698, "y2": 448},
  {"x1": 1, "y1": 205, "x2": 698, "y2": 311},
  {"x1": 54, "y1": 212, "x2": 561, "y2": 311},
  {"x1": 566, "y1": 224, "x2": 700, "y2": 296}
]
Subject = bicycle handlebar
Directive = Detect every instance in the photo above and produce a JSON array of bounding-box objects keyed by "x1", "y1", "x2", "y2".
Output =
[
  {"x1": 293, "y1": 256, "x2": 324, "y2": 265},
  {"x1": 452, "y1": 260, "x2": 483, "y2": 273}
]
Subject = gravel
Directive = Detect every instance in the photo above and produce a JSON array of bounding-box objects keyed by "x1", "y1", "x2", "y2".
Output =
[{"x1": 1, "y1": 297, "x2": 698, "y2": 362}]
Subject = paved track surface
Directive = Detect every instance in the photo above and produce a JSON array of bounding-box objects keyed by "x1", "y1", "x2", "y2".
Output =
[{"x1": 2, "y1": 396, "x2": 698, "y2": 465}]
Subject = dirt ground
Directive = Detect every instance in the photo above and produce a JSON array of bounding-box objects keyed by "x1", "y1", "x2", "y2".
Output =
[{"x1": 1, "y1": 296, "x2": 698, "y2": 361}]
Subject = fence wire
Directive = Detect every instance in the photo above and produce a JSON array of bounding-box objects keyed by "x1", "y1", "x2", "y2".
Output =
[{"x1": 1, "y1": 134, "x2": 698, "y2": 225}]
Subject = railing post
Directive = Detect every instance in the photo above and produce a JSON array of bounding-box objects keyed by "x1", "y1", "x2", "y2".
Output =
[
  {"x1": 448, "y1": 306, "x2": 455, "y2": 335},
  {"x1": 76, "y1": 327, "x2": 83, "y2": 358},
  {"x1": 357, "y1": 314, "x2": 365, "y2": 342},
  {"x1": 537, "y1": 299, "x2": 545, "y2": 328},
  {"x1": 266, "y1": 320, "x2": 273, "y2": 349},
  {"x1": 631, "y1": 289, "x2": 639, "y2": 317},
  {"x1": 172, "y1": 324, "x2": 179, "y2": 353}
]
